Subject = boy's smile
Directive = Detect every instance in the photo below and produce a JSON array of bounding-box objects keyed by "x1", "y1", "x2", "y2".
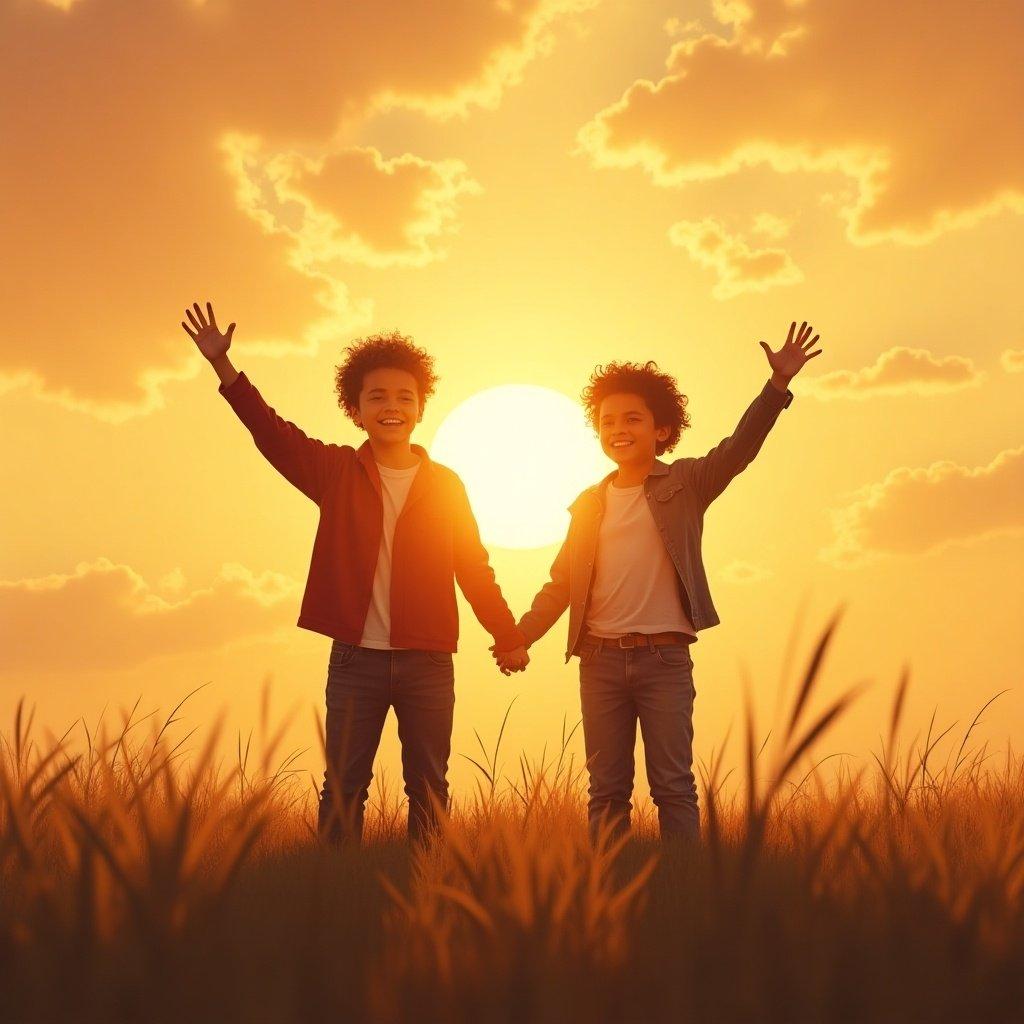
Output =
[
  {"x1": 355, "y1": 367, "x2": 422, "y2": 450},
  {"x1": 598, "y1": 392, "x2": 670, "y2": 472}
]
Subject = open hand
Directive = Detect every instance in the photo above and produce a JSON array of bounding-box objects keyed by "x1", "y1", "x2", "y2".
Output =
[
  {"x1": 494, "y1": 645, "x2": 529, "y2": 676},
  {"x1": 181, "y1": 300, "x2": 235, "y2": 362},
  {"x1": 759, "y1": 321, "x2": 822, "y2": 381}
]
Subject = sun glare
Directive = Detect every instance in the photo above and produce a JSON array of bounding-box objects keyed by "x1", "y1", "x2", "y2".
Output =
[{"x1": 430, "y1": 385, "x2": 609, "y2": 549}]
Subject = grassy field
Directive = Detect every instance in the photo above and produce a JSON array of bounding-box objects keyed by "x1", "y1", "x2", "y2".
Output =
[{"x1": 3, "y1": 613, "x2": 1022, "y2": 1023}]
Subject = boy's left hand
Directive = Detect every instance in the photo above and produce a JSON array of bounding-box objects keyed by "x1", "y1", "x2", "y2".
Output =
[
  {"x1": 494, "y1": 645, "x2": 529, "y2": 676},
  {"x1": 759, "y1": 321, "x2": 822, "y2": 381}
]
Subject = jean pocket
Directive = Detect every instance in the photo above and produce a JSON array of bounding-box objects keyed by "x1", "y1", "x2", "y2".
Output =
[
  {"x1": 578, "y1": 640, "x2": 601, "y2": 666},
  {"x1": 328, "y1": 641, "x2": 357, "y2": 670},
  {"x1": 654, "y1": 644, "x2": 693, "y2": 668},
  {"x1": 426, "y1": 649, "x2": 453, "y2": 667}
]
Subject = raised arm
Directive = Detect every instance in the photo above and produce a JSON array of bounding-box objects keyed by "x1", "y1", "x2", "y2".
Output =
[
  {"x1": 182, "y1": 300, "x2": 339, "y2": 504},
  {"x1": 689, "y1": 320, "x2": 821, "y2": 509}
]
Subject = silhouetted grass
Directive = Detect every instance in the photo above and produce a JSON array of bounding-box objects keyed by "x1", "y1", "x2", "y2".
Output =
[{"x1": 2, "y1": 609, "x2": 1022, "y2": 1023}]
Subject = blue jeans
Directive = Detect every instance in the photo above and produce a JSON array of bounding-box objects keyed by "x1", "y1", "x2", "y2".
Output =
[
  {"x1": 318, "y1": 641, "x2": 455, "y2": 845},
  {"x1": 578, "y1": 637, "x2": 699, "y2": 842}
]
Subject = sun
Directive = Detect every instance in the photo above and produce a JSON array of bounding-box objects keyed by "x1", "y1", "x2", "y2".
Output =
[{"x1": 430, "y1": 385, "x2": 609, "y2": 549}]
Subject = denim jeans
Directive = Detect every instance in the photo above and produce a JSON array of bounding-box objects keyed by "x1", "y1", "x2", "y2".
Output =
[
  {"x1": 318, "y1": 640, "x2": 455, "y2": 845},
  {"x1": 578, "y1": 637, "x2": 699, "y2": 843}
]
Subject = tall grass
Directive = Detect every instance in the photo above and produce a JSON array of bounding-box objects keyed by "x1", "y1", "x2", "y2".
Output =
[{"x1": 2, "y1": 611, "x2": 1023, "y2": 1023}]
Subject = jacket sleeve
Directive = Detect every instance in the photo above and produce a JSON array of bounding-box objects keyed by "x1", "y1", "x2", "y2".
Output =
[
  {"x1": 451, "y1": 477, "x2": 527, "y2": 653},
  {"x1": 218, "y1": 371, "x2": 339, "y2": 505},
  {"x1": 515, "y1": 534, "x2": 571, "y2": 648},
  {"x1": 689, "y1": 377, "x2": 793, "y2": 509}
]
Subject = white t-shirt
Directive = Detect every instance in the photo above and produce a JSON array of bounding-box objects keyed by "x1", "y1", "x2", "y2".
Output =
[
  {"x1": 585, "y1": 482, "x2": 697, "y2": 639},
  {"x1": 359, "y1": 460, "x2": 420, "y2": 650}
]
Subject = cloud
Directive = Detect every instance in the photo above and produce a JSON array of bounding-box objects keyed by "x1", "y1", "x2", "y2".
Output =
[
  {"x1": 668, "y1": 217, "x2": 802, "y2": 299},
  {"x1": 798, "y1": 347, "x2": 985, "y2": 400},
  {"x1": 819, "y1": 447, "x2": 1024, "y2": 567},
  {"x1": 235, "y1": 141, "x2": 483, "y2": 271},
  {"x1": 718, "y1": 560, "x2": 773, "y2": 584},
  {"x1": 664, "y1": 17, "x2": 704, "y2": 39},
  {"x1": 750, "y1": 212, "x2": 792, "y2": 240},
  {"x1": 578, "y1": 0, "x2": 1024, "y2": 246},
  {"x1": 0, "y1": 558, "x2": 301, "y2": 674},
  {"x1": 0, "y1": 0, "x2": 591, "y2": 419},
  {"x1": 1000, "y1": 349, "x2": 1024, "y2": 374}
]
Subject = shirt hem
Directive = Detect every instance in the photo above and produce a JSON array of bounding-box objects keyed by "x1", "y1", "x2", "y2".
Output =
[{"x1": 297, "y1": 616, "x2": 459, "y2": 653}]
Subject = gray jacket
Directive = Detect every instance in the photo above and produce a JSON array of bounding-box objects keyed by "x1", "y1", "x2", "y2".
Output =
[{"x1": 517, "y1": 377, "x2": 794, "y2": 661}]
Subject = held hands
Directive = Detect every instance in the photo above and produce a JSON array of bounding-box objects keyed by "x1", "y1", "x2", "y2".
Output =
[
  {"x1": 759, "y1": 321, "x2": 823, "y2": 382},
  {"x1": 181, "y1": 300, "x2": 235, "y2": 362},
  {"x1": 493, "y1": 645, "x2": 530, "y2": 677}
]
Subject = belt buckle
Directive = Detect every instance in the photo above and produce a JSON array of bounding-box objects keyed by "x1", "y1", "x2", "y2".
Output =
[{"x1": 617, "y1": 634, "x2": 636, "y2": 649}]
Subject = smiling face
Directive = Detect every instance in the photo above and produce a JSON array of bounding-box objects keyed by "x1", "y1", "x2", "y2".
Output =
[
  {"x1": 598, "y1": 392, "x2": 671, "y2": 468},
  {"x1": 353, "y1": 367, "x2": 422, "y2": 446}
]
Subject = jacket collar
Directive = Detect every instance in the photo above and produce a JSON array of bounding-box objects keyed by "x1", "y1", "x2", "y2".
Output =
[
  {"x1": 357, "y1": 440, "x2": 433, "y2": 509},
  {"x1": 570, "y1": 457, "x2": 670, "y2": 513}
]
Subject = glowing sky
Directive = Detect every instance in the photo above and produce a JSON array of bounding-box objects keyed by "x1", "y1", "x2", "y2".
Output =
[{"x1": 2, "y1": 0, "x2": 1022, "y2": 793}]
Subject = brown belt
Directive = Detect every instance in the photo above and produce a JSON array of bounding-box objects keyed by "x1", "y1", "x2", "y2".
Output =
[{"x1": 582, "y1": 630, "x2": 693, "y2": 649}]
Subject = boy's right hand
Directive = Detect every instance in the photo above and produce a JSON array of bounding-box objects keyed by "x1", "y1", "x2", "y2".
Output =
[
  {"x1": 494, "y1": 645, "x2": 529, "y2": 676},
  {"x1": 181, "y1": 300, "x2": 235, "y2": 362}
]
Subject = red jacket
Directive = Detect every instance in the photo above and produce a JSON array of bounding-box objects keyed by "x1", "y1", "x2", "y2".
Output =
[{"x1": 219, "y1": 371, "x2": 525, "y2": 654}]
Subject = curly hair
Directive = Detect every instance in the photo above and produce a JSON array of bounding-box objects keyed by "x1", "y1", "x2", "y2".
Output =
[
  {"x1": 334, "y1": 330, "x2": 439, "y2": 421},
  {"x1": 581, "y1": 360, "x2": 691, "y2": 456}
]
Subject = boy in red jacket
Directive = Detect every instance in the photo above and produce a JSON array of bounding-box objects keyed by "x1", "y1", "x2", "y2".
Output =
[{"x1": 182, "y1": 301, "x2": 528, "y2": 844}]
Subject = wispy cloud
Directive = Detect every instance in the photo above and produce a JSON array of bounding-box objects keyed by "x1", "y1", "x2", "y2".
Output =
[
  {"x1": 1000, "y1": 349, "x2": 1024, "y2": 374},
  {"x1": 0, "y1": 0, "x2": 591, "y2": 418},
  {"x1": 667, "y1": 217, "x2": 802, "y2": 299},
  {"x1": 820, "y1": 446, "x2": 1024, "y2": 567},
  {"x1": 798, "y1": 347, "x2": 985, "y2": 400},
  {"x1": 0, "y1": 559, "x2": 300, "y2": 674},
  {"x1": 579, "y1": 0, "x2": 1024, "y2": 246}
]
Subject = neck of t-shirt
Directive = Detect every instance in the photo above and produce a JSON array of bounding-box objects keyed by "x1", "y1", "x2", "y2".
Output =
[
  {"x1": 376, "y1": 459, "x2": 420, "y2": 478},
  {"x1": 608, "y1": 480, "x2": 644, "y2": 494},
  {"x1": 368, "y1": 436, "x2": 420, "y2": 471}
]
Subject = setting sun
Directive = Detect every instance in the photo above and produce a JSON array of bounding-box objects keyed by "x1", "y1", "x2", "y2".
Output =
[{"x1": 430, "y1": 385, "x2": 609, "y2": 549}]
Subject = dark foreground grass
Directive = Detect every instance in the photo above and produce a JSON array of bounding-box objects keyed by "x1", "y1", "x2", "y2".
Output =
[{"x1": 3, "y1": 610, "x2": 1022, "y2": 1023}]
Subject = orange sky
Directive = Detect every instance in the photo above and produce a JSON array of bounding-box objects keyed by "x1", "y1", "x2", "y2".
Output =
[{"x1": 2, "y1": 0, "x2": 1022, "y2": 796}]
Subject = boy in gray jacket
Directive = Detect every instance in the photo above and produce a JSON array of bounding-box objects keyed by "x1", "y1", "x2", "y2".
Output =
[{"x1": 498, "y1": 322, "x2": 822, "y2": 842}]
